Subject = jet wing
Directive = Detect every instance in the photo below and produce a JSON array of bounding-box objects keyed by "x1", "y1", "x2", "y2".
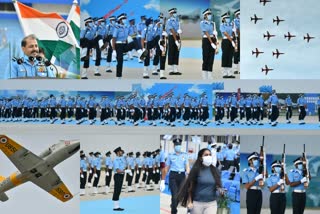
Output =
[
  {"x1": 29, "y1": 169, "x2": 73, "y2": 202},
  {"x1": 0, "y1": 135, "x2": 44, "y2": 173}
]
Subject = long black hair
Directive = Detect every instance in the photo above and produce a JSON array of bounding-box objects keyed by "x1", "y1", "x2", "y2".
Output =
[{"x1": 177, "y1": 148, "x2": 222, "y2": 207}]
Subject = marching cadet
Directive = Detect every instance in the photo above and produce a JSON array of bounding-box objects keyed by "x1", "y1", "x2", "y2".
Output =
[
  {"x1": 80, "y1": 17, "x2": 95, "y2": 79},
  {"x1": 200, "y1": 8, "x2": 218, "y2": 79},
  {"x1": 219, "y1": 95, "x2": 226, "y2": 124},
  {"x1": 297, "y1": 94, "x2": 307, "y2": 125},
  {"x1": 144, "y1": 151, "x2": 155, "y2": 191},
  {"x1": 220, "y1": 12, "x2": 236, "y2": 78},
  {"x1": 285, "y1": 95, "x2": 293, "y2": 123},
  {"x1": 229, "y1": 93, "x2": 238, "y2": 126},
  {"x1": 156, "y1": 13, "x2": 168, "y2": 79},
  {"x1": 134, "y1": 152, "x2": 143, "y2": 189},
  {"x1": 141, "y1": 17, "x2": 156, "y2": 78},
  {"x1": 245, "y1": 94, "x2": 252, "y2": 125},
  {"x1": 233, "y1": 9, "x2": 240, "y2": 74},
  {"x1": 115, "y1": 96, "x2": 125, "y2": 125},
  {"x1": 168, "y1": 94, "x2": 177, "y2": 127},
  {"x1": 160, "y1": 138, "x2": 190, "y2": 214},
  {"x1": 137, "y1": 15, "x2": 147, "y2": 60},
  {"x1": 88, "y1": 95, "x2": 97, "y2": 125},
  {"x1": 105, "y1": 151, "x2": 113, "y2": 194},
  {"x1": 175, "y1": 95, "x2": 183, "y2": 123},
  {"x1": 316, "y1": 96, "x2": 320, "y2": 126},
  {"x1": 87, "y1": 152, "x2": 94, "y2": 188},
  {"x1": 242, "y1": 152, "x2": 264, "y2": 214},
  {"x1": 233, "y1": 140, "x2": 240, "y2": 172},
  {"x1": 92, "y1": 152, "x2": 102, "y2": 194},
  {"x1": 58, "y1": 94, "x2": 67, "y2": 124},
  {"x1": 266, "y1": 160, "x2": 286, "y2": 214},
  {"x1": 252, "y1": 94, "x2": 259, "y2": 125},
  {"x1": 224, "y1": 143, "x2": 236, "y2": 170},
  {"x1": 105, "y1": 16, "x2": 116, "y2": 73},
  {"x1": 258, "y1": 94, "x2": 264, "y2": 125},
  {"x1": 126, "y1": 152, "x2": 135, "y2": 192},
  {"x1": 67, "y1": 96, "x2": 74, "y2": 122},
  {"x1": 214, "y1": 94, "x2": 221, "y2": 125},
  {"x1": 268, "y1": 90, "x2": 280, "y2": 126},
  {"x1": 48, "y1": 94, "x2": 57, "y2": 124},
  {"x1": 152, "y1": 17, "x2": 165, "y2": 79},
  {"x1": 183, "y1": 93, "x2": 191, "y2": 126},
  {"x1": 75, "y1": 95, "x2": 82, "y2": 124},
  {"x1": 92, "y1": 17, "x2": 106, "y2": 77},
  {"x1": 80, "y1": 154, "x2": 88, "y2": 196},
  {"x1": 199, "y1": 93, "x2": 209, "y2": 126},
  {"x1": 154, "y1": 149, "x2": 161, "y2": 188},
  {"x1": 167, "y1": 8, "x2": 182, "y2": 75},
  {"x1": 128, "y1": 19, "x2": 138, "y2": 60},
  {"x1": 190, "y1": 97, "x2": 199, "y2": 124},
  {"x1": 141, "y1": 152, "x2": 148, "y2": 188},
  {"x1": 216, "y1": 146, "x2": 224, "y2": 170},
  {"x1": 288, "y1": 157, "x2": 311, "y2": 214},
  {"x1": 99, "y1": 96, "x2": 107, "y2": 125},
  {"x1": 39, "y1": 97, "x2": 47, "y2": 121},
  {"x1": 112, "y1": 147, "x2": 126, "y2": 211}
]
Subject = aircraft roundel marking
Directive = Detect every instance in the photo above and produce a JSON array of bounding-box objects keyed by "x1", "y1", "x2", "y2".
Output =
[
  {"x1": 0, "y1": 137, "x2": 8, "y2": 144},
  {"x1": 64, "y1": 194, "x2": 71, "y2": 199}
]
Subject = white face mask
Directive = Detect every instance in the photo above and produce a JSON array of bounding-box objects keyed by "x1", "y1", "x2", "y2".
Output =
[
  {"x1": 202, "y1": 155, "x2": 213, "y2": 166},
  {"x1": 173, "y1": 13, "x2": 177, "y2": 18},
  {"x1": 207, "y1": 15, "x2": 212, "y2": 20},
  {"x1": 225, "y1": 18, "x2": 230, "y2": 23}
]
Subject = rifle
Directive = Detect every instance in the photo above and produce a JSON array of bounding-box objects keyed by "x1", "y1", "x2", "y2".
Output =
[
  {"x1": 258, "y1": 136, "x2": 266, "y2": 186},
  {"x1": 159, "y1": 17, "x2": 167, "y2": 57},
  {"x1": 280, "y1": 144, "x2": 286, "y2": 192},
  {"x1": 302, "y1": 144, "x2": 309, "y2": 188}
]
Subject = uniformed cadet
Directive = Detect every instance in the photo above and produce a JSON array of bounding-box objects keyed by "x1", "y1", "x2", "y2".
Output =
[
  {"x1": 80, "y1": 154, "x2": 88, "y2": 196},
  {"x1": 87, "y1": 152, "x2": 94, "y2": 187},
  {"x1": 92, "y1": 152, "x2": 101, "y2": 194},
  {"x1": 160, "y1": 138, "x2": 190, "y2": 214},
  {"x1": 200, "y1": 8, "x2": 218, "y2": 80},
  {"x1": 152, "y1": 17, "x2": 164, "y2": 78},
  {"x1": 115, "y1": 96, "x2": 125, "y2": 125},
  {"x1": 155, "y1": 13, "x2": 168, "y2": 79},
  {"x1": 105, "y1": 151, "x2": 113, "y2": 194},
  {"x1": 288, "y1": 157, "x2": 311, "y2": 214},
  {"x1": 48, "y1": 95, "x2": 57, "y2": 124},
  {"x1": 233, "y1": 140, "x2": 240, "y2": 172},
  {"x1": 134, "y1": 152, "x2": 143, "y2": 189},
  {"x1": 252, "y1": 94, "x2": 259, "y2": 125},
  {"x1": 258, "y1": 94, "x2": 264, "y2": 125},
  {"x1": 99, "y1": 96, "x2": 107, "y2": 125},
  {"x1": 75, "y1": 95, "x2": 82, "y2": 124},
  {"x1": 229, "y1": 93, "x2": 238, "y2": 126},
  {"x1": 88, "y1": 95, "x2": 97, "y2": 125},
  {"x1": 144, "y1": 151, "x2": 155, "y2": 191},
  {"x1": 297, "y1": 94, "x2": 307, "y2": 125},
  {"x1": 214, "y1": 95, "x2": 221, "y2": 125},
  {"x1": 141, "y1": 152, "x2": 148, "y2": 187},
  {"x1": 137, "y1": 15, "x2": 147, "y2": 60},
  {"x1": 127, "y1": 19, "x2": 140, "y2": 60},
  {"x1": 220, "y1": 12, "x2": 236, "y2": 78},
  {"x1": 167, "y1": 8, "x2": 182, "y2": 75},
  {"x1": 183, "y1": 94, "x2": 191, "y2": 126},
  {"x1": 168, "y1": 94, "x2": 177, "y2": 127},
  {"x1": 224, "y1": 143, "x2": 236, "y2": 170},
  {"x1": 268, "y1": 90, "x2": 279, "y2": 126},
  {"x1": 112, "y1": 13, "x2": 134, "y2": 79},
  {"x1": 242, "y1": 152, "x2": 264, "y2": 214},
  {"x1": 126, "y1": 152, "x2": 135, "y2": 192},
  {"x1": 66, "y1": 96, "x2": 74, "y2": 122},
  {"x1": 219, "y1": 95, "x2": 226, "y2": 124},
  {"x1": 141, "y1": 17, "x2": 156, "y2": 78},
  {"x1": 199, "y1": 93, "x2": 209, "y2": 126},
  {"x1": 80, "y1": 17, "x2": 95, "y2": 79},
  {"x1": 316, "y1": 96, "x2": 320, "y2": 126},
  {"x1": 154, "y1": 149, "x2": 161, "y2": 187},
  {"x1": 266, "y1": 160, "x2": 286, "y2": 214},
  {"x1": 105, "y1": 16, "x2": 117, "y2": 73},
  {"x1": 285, "y1": 95, "x2": 293, "y2": 124},
  {"x1": 58, "y1": 94, "x2": 67, "y2": 124},
  {"x1": 112, "y1": 147, "x2": 126, "y2": 211},
  {"x1": 233, "y1": 9, "x2": 240, "y2": 74}
]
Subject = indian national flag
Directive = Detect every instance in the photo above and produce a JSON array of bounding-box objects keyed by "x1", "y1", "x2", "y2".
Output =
[
  {"x1": 13, "y1": 1, "x2": 79, "y2": 78},
  {"x1": 67, "y1": 0, "x2": 80, "y2": 43}
]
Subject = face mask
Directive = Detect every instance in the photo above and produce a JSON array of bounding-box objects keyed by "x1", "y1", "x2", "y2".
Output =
[
  {"x1": 174, "y1": 145, "x2": 181, "y2": 152},
  {"x1": 160, "y1": 18, "x2": 163, "y2": 23},
  {"x1": 84, "y1": 157, "x2": 87, "y2": 160},
  {"x1": 122, "y1": 19, "x2": 127, "y2": 25},
  {"x1": 225, "y1": 18, "x2": 230, "y2": 23},
  {"x1": 202, "y1": 156, "x2": 213, "y2": 166},
  {"x1": 274, "y1": 167, "x2": 281, "y2": 173},
  {"x1": 110, "y1": 20, "x2": 115, "y2": 25},
  {"x1": 207, "y1": 15, "x2": 212, "y2": 20},
  {"x1": 88, "y1": 22, "x2": 93, "y2": 27},
  {"x1": 238, "y1": 15, "x2": 240, "y2": 19},
  {"x1": 142, "y1": 20, "x2": 146, "y2": 24},
  {"x1": 253, "y1": 159, "x2": 259, "y2": 167},
  {"x1": 297, "y1": 164, "x2": 303, "y2": 170},
  {"x1": 173, "y1": 13, "x2": 177, "y2": 18}
]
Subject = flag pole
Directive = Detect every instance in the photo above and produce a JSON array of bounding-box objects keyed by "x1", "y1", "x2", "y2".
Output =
[{"x1": 12, "y1": 0, "x2": 27, "y2": 36}]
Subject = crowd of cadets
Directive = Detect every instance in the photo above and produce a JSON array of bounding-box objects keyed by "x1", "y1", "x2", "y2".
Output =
[
  {"x1": 1, "y1": 92, "x2": 319, "y2": 126},
  {"x1": 79, "y1": 7, "x2": 240, "y2": 80},
  {"x1": 80, "y1": 148, "x2": 161, "y2": 196}
]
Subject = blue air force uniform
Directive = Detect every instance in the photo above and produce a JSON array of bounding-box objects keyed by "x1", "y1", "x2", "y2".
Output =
[{"x1": 285, "y1": 96, "x2": 293, "y2": 122}]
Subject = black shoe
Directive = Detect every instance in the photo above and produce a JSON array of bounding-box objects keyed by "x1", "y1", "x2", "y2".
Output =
[
  {"x1": 152, "y1": 72, "x2": 158, "y2": 75},
  {"x1": 105, "y1": 69, "x2": 112, "y2": 73},
  {"x1": 228, "y1": 75, "x2": 235, "y2": 78},
  {"x1": 113, "y1": 208, "x2": 124, "y2": 211},
  {"x1": 143, "y1": 76, "x2": 150, "y2": 79},
  {"x1": 175, "y1": 72, "x2": 182, "y2": 75},
  {"x1": 234, "y1": 71, "x2": 239, "y2": 74},
  {"x1": 94, "y1": 73, "x2": 101, "y2": 76},
  {"x1": 223, "y1": 75, "x2": 228, "y2": 78},
  {"x1": 157, "y1": 69, "x2": 160, "y2": 72},
  {"x1": 160, "y1": 77, "x2": 167, "y2": 80},
  {"x1": 81, "y1": 77, "x2": 88, "y2": 79},
  {"x1": 169, "y1": 71, "x2": 175, "y2": 75}
]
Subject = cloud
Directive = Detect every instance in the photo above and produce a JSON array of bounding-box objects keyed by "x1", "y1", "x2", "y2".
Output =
[
  {"x1": 144, "y1": 0, "x2": 160, "y2": 11},
  {"x1": 80, "y1": 0, "x2": 91, "y2": 6},
  {"x1": 140, "y1": 82, "x2": 155, "y2": 91},
  {"x1": 80, "y1": 10, "x2": 91, "y2": 28},
  {"x1": 188, "y1": 85, "x2": 204, "y2": 95}
]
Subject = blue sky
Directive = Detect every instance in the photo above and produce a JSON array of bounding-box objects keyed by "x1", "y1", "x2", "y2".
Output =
[{"x1": 241, "y1": 0, "x2": 320, "y2": 79}]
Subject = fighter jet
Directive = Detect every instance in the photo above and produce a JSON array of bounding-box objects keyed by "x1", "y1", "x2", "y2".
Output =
[
  {"x1": 251, "y1": 14, "x2": 263, "y2": 24},
  {"x1": 273, "y1": 16, "x2": 285, "y2": 25},
  {"x1": 284, "y1": 32, "x2": 296, "y2": 41},
  {"x1": 261, "y1": 65, "x2": 273, "y2": 75},
  {"x1": 263, "y1": 31, "x2": 276, "y2": 41},
  {"x1": 260, "y1": 0, "x2": 271, "y2": 6},
  {"x1": 252, "y1": 48, "x2": 264, "y2": 58},
  {"x1": 0, "y1": 135, "x2": 80, "y2": 202},
  {"x1": 272, "y1": 49, "x2": 284, "y2": 58},
  {"x1": 304, "y1": 33, "x2": 315, "y2": 43}
]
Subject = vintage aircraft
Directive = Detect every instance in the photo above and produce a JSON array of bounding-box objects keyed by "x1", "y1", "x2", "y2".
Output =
[
  {"x1": 263, "y1": 31, "x2": 276, "y2": 41},
  {"x1": 261, "y1": 65, "x2": 273, "y2": 75},
  {"x1": 304, "y1": 33, "x2": 315, "y2": 43},
  {"x1": 260, "y1": 0, "x2": 271, "y2": 6},
  {"x1": 284, "y1": 32, "x2": 296, "y2": 41},
  {"x1": 252, "y1": 48, "x2": 264, "y2": 58},
  {"x1": 273, "y1": 16, "x2": 285, "y2": 25},
  {"x1": 272, "y1": 49, "x2": 285, "y2": 58},
  {"x1": 0, "y1": 135, "x2": 80, "y2": 202},
  {"x1": 251, "y1": 14, "x2": 263, "y2": 24}
]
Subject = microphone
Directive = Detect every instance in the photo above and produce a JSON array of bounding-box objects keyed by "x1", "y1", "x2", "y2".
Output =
[
  {"x1": 12, "y1": 57, "x2": 24, "y2": 65},
  {"x1": 35, "y1": 55, "x2": 59, "y2": 78}
]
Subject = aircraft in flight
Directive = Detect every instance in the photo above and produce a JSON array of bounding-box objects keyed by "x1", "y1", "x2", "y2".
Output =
[
  {"x1": 251, "y1": 14, "x2": 263, "y2": 24},
  {"x1": 252, "y1": 48, "x2": 264, "y2": 58},
  {"x1": 261, "y1": 65, "x2": 273, "y2": 75},
  {"x1": 260, "y1": 0, "x2": 271, "y2": 6},
  {"x1": 304, "y1": 33, "x2": 315, "y2": 43},
  {"x1": 272, "y1": 49, "x2": 285, "y2": 58},
  {"x1": 273, "y1": 16, "x2": 285, "y2": 25},
  {"x1": 0, "y1": 135, "x2": 80, "y2": 202},
  {"x1": 284, "y1": 32, "x2": 296, "y2": 41},
  {"x1": 263, "y1": 31, "x2": 276, "y2": 41}
]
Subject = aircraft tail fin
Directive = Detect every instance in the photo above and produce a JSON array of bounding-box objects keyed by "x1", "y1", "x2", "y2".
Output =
[
  {"x1": 0, "y1": 192, "x2": 9, "y2": 202},
  {"x1": 0, "y1": 176, "x2": 6, "y2": 182}
]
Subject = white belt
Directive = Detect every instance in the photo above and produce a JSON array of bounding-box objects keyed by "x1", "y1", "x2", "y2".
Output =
[
  {"x1": 272, "y1": 190, "x2": 284, "y2": 193},
  {"x1": 250, "y1": 186, "x2": 261, "y2": 190},
  {"x1": 203, "y1": 35, "x2": 214, "y2": 38},
  {"x1": 294, "y1": 189, "x2": 306, "y2": 193},
  {"x1": 223, "y1": 36, "x2": 233, "y2": 39},
  {"x1": 116, "y1": 41, "x2": 126, "y2": 44}
]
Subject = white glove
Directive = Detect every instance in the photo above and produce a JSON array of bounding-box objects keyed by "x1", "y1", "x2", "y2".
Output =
[
  {"x1": 177, "y1": 29, "x2": 182, "y2": 34},
  {"x1": 89, "y1": 170, "x2": 92, "y2": 174},
  {"x1": 269, "y1": 109, "x2": 272, "y2": 113},
  {"x1": 160, "y1": 180, "x2": 166, "y2": 192},
  {"x1": 127, "y1": 35, "x2": 133, "y2": 43},
  {"x1": 142, "y1": 170, "x2": 145, "y2": 174},
  {"x1": 156, "y1": 169, "x2": 159, "y2": 173},
  {"x1": 128, "y1": 171, "x2": 133, "y2": 177},
  {"x1": 255, "y1": 174, "x2": 263, "y2": 181},
  {"x1": 300, "y1": 177, "x2": 307, "y2": 183},
  {"x1": 94, "y1": 173, "x2": 98, "y2": 178},
  {"x1": 112, "y1": 50, "x2": 117, "y2": 58},
  {"x1": 80, "y1": 174, "x2": 84, "y2": 178},
  {"x1": 277, "y1": 179, "x2": 284, "y2": 186},
  {"x1": 137, "y1": 170, "x2": 140, "y2": 175},
  {"x1": 106, "y1": 171, "x2": 109, "y2": 176},
  {"x1": 211, "y1": 43, "x2": 216, "y2": 49},
  {"x1": 175, "y1": 40, "x2": 180, "y2": 48},
  {"x1": 231, "y1": 41, "x2": 236, "y2": 48},
  {"x1": 298, "y1": 109, "x2": 301, "y2": 113},
  {"x1": 162, "y1": 31, "x2": 168, "y2": 37},
  {"x1": 146, "y1": 172, "x2": 149, "y2": 176},
  {"x1": 160, "y1": 45, "x2": 165, "y2": 52},
  {"x1": 286, "y1": 108, "x2": 288, "y2": 111},
  {"x1": 153, "y1": 170, "x2": 155, "y2": 174}
]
